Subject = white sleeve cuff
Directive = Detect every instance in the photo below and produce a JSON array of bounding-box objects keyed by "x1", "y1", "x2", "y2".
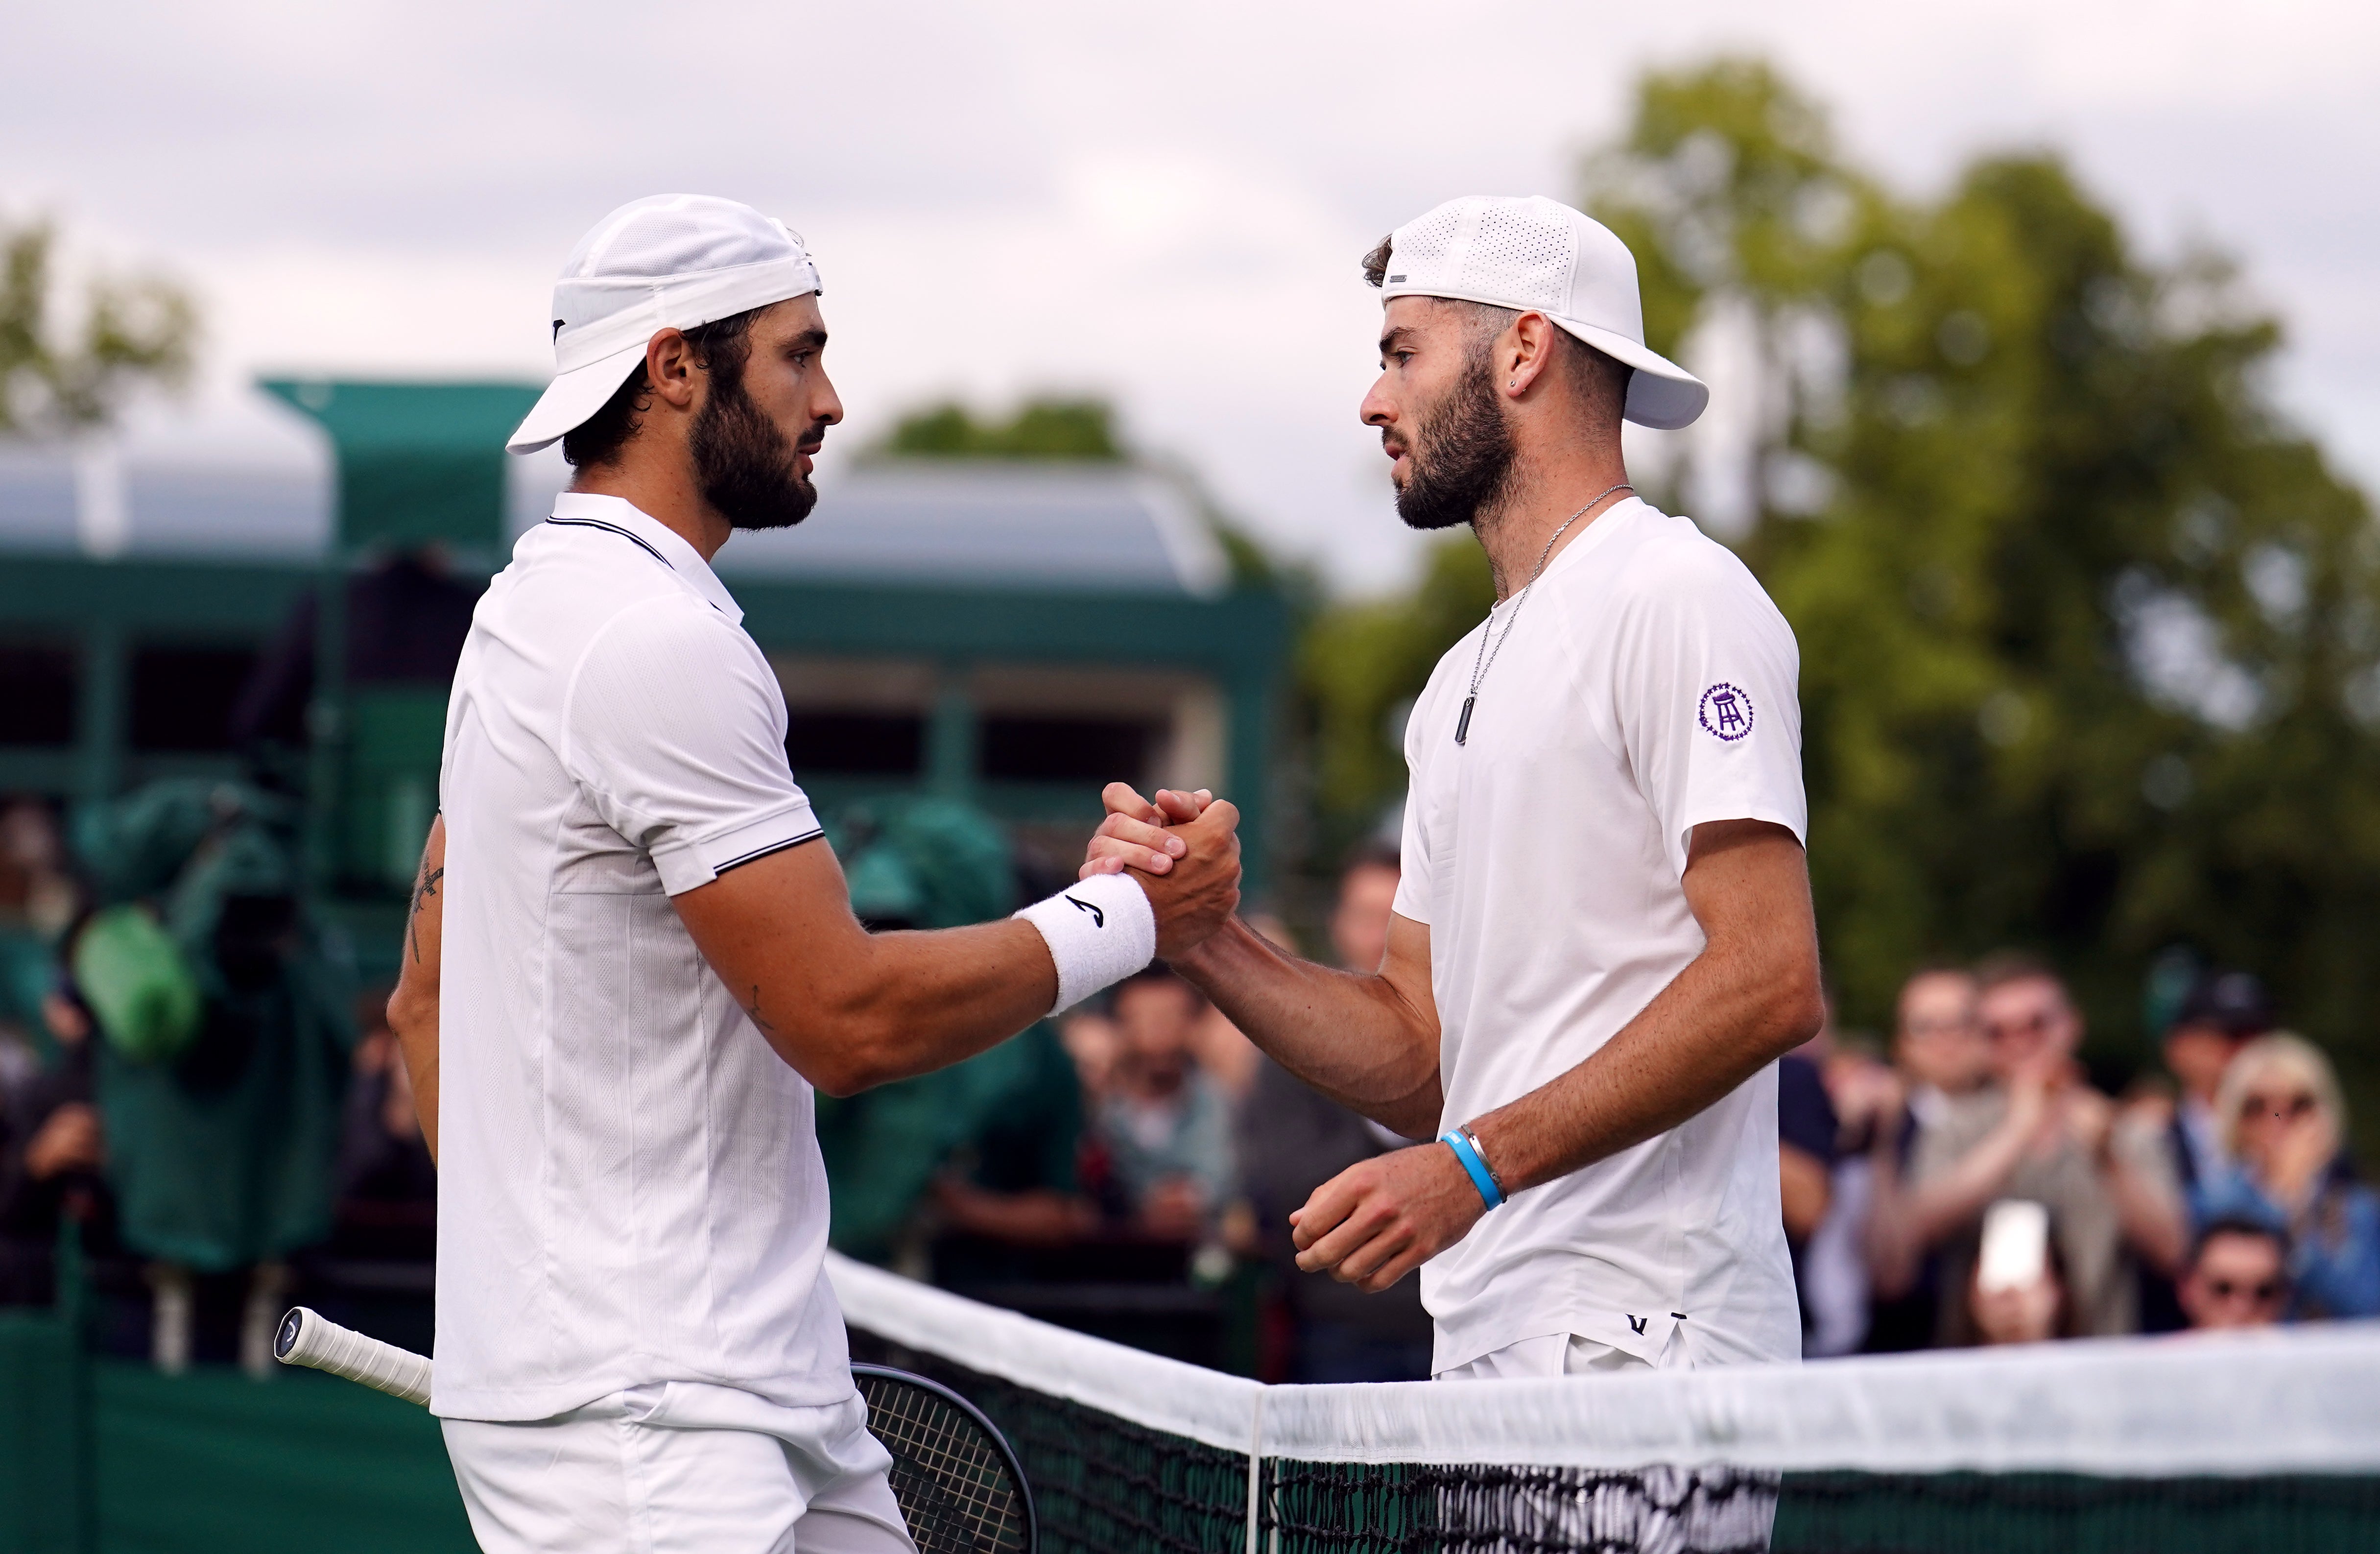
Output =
[
  {"x1": 655, "y1": 801, "x2": 824, "y2": 895},
  {"x1": 1014, "y1": 872, "x2": 1157, "y2": 1015}
]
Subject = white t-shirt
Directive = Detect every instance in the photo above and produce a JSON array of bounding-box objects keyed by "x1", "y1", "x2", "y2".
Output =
[
  {"x1": 434, "y1": 493, "x2": 842, "y2": 1421},
  {"x1": 1393, "y1": 498, "x2": 1807, "y2": 1374}
]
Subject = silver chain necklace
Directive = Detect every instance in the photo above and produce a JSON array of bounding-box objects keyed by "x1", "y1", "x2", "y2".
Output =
[{"x1": 1455, "y1": 483, "x2": 1632, "y2": 746}]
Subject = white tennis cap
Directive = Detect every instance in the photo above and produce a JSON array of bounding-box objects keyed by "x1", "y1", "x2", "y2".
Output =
[
  {"x1": 1379, "y1": 195, "x2": 1708, "y2": 430},
  {"x1": 507, "y1": 193, "x2": 824, "y2": 455}
]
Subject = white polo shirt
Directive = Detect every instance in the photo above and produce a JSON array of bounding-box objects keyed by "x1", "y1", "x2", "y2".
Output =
[
  {"x1": 434, "y1": 493, "x2": 842, "y2": 1422},
  {"x1": 1394, "y1": 498, "x2": 1807, "y2": 1374}
]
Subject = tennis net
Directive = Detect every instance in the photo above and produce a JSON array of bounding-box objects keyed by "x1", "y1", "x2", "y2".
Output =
[{"x1": 827, "y1": 1254, "x2": 2380, "y2": 1554}]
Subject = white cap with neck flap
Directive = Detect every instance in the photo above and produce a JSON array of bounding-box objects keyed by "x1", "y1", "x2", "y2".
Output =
[
  {"x1": 508, "y1": 193, "x2": 824, "y2": 455},
  {"x1": 1380, "y1": 194, "x2": 1708, "y2": 430}
]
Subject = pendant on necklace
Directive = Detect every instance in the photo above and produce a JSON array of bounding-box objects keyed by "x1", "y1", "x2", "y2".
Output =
[{"x1": 1455, "y1": 695, "x2": 1475, "y2": 746}]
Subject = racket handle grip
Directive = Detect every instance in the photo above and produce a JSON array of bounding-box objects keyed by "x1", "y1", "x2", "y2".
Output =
[{"x1": 273, "y1": 1306, "x2": 433, "y2": 1407}]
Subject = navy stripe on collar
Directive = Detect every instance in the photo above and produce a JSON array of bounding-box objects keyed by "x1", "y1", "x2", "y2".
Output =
[{"x1": 545, "y1": 515, "x2": 672, "y2": 568}]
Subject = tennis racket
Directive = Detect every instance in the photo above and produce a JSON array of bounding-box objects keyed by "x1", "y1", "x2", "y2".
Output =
[
  {"x1": 274, "y1": 1309, "x2": 1036, "y2": 1554},
  {"x1": 853, "y1": 1363, "x2": 1036, "y2": 1554}
]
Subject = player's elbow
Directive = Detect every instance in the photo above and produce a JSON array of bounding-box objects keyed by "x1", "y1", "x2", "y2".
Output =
[
  {"x1": 775, "y1": 999, "x2": 908, "y2": 1098},
  {"x1": 1760, "y1": 956, "x2": 1826, "y2": 1056},
  {"x1": 387, "y1": 981, "x2": 435, "y2": 1043}
]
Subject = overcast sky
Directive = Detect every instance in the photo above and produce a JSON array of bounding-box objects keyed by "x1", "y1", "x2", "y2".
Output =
[{"x1": 8, "y1": 0, "x2": 2375, "y2": 592}]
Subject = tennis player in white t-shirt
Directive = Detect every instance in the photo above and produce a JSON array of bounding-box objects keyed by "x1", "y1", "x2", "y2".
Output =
[
  {"x1": 385, "y1": 195, "x2": 1241, "y2": 1554},
  {"x1": 1088, "y1": 196, "x2": 1823, "y2": 1386}
]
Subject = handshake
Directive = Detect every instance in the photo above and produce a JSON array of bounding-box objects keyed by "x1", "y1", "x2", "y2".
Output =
[{"x1": 1077, "y1": 783, "x2": 1243, "y2": 961}]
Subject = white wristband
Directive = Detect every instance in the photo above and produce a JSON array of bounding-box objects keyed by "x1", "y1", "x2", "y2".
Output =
[{"x1": 1014, "y1": 872, "x2": 1157, "y2": 1015}]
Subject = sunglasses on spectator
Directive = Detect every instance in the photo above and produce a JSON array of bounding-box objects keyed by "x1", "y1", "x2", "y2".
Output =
[
  {"x1": 1984, "y1": 1012, "x2": 2055, "y2": 1041},
  {"x1": 2204, "y1": 1277, "x2": 2286, "y2": 1303},
  {"x1": 2240, "y1": 1092, "x2": 2318, "y2": 1122}
]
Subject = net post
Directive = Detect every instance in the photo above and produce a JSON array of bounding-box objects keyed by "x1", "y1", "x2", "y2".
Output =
[{"x1": 1244, "y1": 1391, "x2": 1262, "y2": 1554}]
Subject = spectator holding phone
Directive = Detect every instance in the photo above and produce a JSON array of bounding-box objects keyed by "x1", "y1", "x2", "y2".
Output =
[{"x1": 1968, "y1": 1198, "x2": 2068, "y2": 1346}]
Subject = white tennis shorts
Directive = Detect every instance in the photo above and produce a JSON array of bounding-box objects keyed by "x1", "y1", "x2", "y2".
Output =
[{"x1": 441, "y1": 1381, "x2": 917, "y2": 1554}]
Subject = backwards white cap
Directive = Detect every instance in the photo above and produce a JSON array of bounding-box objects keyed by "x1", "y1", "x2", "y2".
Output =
[
  {"x1": 507, "y1": 193, "x2": 823, "y2": 455},
  {"x1": 1380, "y1": 195, "x2": 1707, "y2": 430}
]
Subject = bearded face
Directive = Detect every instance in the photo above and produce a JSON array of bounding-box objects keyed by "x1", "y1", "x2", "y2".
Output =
[
  {"x1": 690, "y1": 353, "x2": 821, "y2": 532},
  {"x1": 1392, "y1": 339, "x2": 1518, "y2": 533}
]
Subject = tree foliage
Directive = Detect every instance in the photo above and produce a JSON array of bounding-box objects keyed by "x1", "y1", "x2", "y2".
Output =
[
  {"x1": 872, "y1": 396, "x2": 1124, "y2": 460},
  {"x1": 1300, "y1": 59, "x2": 2380, "y2": 1134},
  {"x1": 0, "y1": 218, "x2": 195, "y2": 433}
]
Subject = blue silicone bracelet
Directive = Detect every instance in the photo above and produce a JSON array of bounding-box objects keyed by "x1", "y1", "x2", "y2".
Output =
[{"x1": 1440, "y1": 1130, "x2": 1503, "y2": 1210}]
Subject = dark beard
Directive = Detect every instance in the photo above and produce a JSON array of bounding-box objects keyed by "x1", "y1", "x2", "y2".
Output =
[
  {"x1": 1393, "y1": 347, "x2": 1517, "y2": 532},
  {"x1": 691, "y1": 362, "x2": 819, "y2": 531}
]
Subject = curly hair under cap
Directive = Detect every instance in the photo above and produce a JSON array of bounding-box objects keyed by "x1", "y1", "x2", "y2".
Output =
[{"x1": 561, "y1": 309, "x2": 762, "y2": 469}]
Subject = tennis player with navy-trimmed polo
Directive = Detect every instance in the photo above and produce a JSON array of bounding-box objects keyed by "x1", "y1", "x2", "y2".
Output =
[
  {"x1": 383, "y1": 194, "x2": 1241, "y2": 1554},
  {"x1": 1088, "y1": 197, "x2": 1820, "y2": 1537}
]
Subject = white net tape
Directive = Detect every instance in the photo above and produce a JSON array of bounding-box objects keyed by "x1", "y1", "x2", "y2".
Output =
[{"x1": 826, "y1": 1253, "x2": 2380, "y2": 1477}]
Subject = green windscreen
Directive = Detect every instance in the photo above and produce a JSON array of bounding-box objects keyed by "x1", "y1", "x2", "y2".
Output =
[{"x1": 262, "y1": 379, "x2": 542, "y2": 551}]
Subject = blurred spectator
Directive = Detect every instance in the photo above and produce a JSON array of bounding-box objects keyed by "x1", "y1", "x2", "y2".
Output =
[
  {"x1": 1790, "y1": 1015, "x2": 1899, "y2": 1357},
  {"x1": 229, "y1": 546, "x2": 481, "y2": 754},
  {"x1": 1095, "y1": 967, "x2": 1235, "y2": 1240},
  {"x1": 0, "y1": 982, "x2": 113, "y2": 1303},
  {"x1": 1886, "y1": 956, "x2": 2174, "y2": 1343},
  {"x1": 72, "y1": 780, "x2": 353, "y2": 1376},
  {"x1": 2162, "y1": 973, "x2": 2275, "y2": 1189},
  {"x1": 2176, "y1": 1217, "x2": 2291, "y2": 1331},
  {"x1": 2129, "y1": 969, "x2": 2274, "y2": 1330},
  {"x1": 1862, "y1": 967, "x2": 1989, "y2": 1349},
  {"x1": 0, "y1": 798, "x2": 80, "y2": 1071},
  {"x1": 1968, "y1": 1199, "x2": 2070, "y2": 1346},
  {"x1": 1235, "y1": 845, "x2": 1433, "y2": 1382},
  {"x1": 929, "y1": 1021, "x2": 1099, "y2": 1271},
  {"x1": 2194, "y1": 1034, "x2": 2380, "y2": 1319},
  {"x1": 333, "y1": 995, "x2": 436, "y2": 1260},
  {"x1": 1058, "y1": 1006, "x2": 1122, "y2": 1104},
  {"x1": 1777, "y1": 1040, "x2": 1838, "y2": 1341}
]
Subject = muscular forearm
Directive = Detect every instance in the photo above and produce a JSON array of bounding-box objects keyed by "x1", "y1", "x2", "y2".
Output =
[
  {"x1": 1172, "y1": 917, "x2": 1441, "y2": 1135},
  {"x1": 389, "y1": 989, "x2": 440, "y2": 1163},
  {"x1": 741, "y1": 919, "x2": 1060, "y2": 1097},
  {"x1": 390, "y1": 817, "x2": 446, "y2": 1162},
  {"x1": 1467, "y1": 927, "x2": 1821, "y2": 1194}
]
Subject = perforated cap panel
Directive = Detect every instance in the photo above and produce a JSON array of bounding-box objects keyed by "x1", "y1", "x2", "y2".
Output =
[
  {"x1": 1467, "y1": 202, "x2": 1575, "y2": 311},
  {"x1": 1379, "y1": 194, "x2": 1711, "y2": 430}
]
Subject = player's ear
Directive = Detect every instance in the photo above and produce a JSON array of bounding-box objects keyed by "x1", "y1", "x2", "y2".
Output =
[{"x1": 645, "y1": 329, "x2": 701, "y2": 410}]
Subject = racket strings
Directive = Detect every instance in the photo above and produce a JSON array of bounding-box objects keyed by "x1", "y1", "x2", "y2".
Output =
[{"x1": 859, "y1": 1373, "x2": 1028, "y2": 1554}]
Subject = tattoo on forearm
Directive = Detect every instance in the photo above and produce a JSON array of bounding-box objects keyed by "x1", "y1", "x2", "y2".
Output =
[
  {"x1": 407, "y1": 863, "x2": 444, "y2": 964},
  {"x1": 744, "y1": 983, "x2": 777, "y2": 1035}
]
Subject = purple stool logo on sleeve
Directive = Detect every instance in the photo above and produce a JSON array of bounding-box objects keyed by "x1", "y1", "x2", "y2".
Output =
[{"x1": 1698, "y1": 683, "x2": 1754, "y2": 742}]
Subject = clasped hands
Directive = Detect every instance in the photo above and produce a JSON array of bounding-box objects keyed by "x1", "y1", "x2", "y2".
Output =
[{"x1": 1082, "y1": 784, "x2": 1486, "y2": 1296}]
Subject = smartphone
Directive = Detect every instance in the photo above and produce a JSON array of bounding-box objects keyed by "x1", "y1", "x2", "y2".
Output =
[{"x1": 1977, "y1": 1198, "x2": 2050, "y2": 1292}]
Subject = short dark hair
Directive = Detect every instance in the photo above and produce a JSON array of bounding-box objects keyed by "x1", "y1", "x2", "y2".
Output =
[
  {"x1": 1973, "y1": 949, "x2": 2064, "y2": 998},
  {"x1": 1361, "y1": 234, "x2": 1632, "y2": 425},
  {"x1": 1341, "y1": 838, "x2": 1402, "y2": 879},
  {"x1": 1118, "y1": 961, "x2": 1207, "y2": 1011},
  {"x1": 561, "y1": 309, "x2": 762, "y2": 469},
  {"x1": 2189, "y1": 1215, "x2": 2289, "y2": 1272}
]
